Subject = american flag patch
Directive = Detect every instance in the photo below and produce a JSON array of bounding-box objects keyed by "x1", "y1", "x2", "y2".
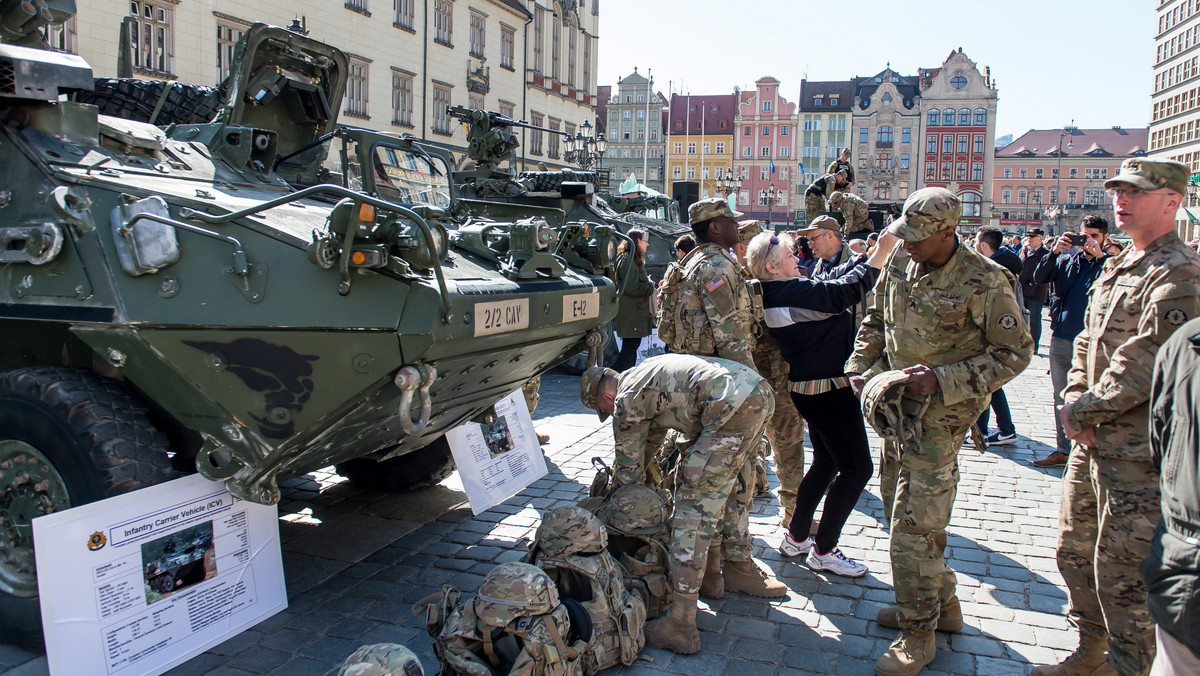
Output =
[{"x1": 705, "y1": 276, "x2": 725, "y2": 292}]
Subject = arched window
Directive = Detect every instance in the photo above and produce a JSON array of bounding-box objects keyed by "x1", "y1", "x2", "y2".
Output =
[
  {"x1": 878, "y1": 126, "x2": 893, "y2": 143},
  {"x1": 961, "y1": 192, "x2": 982, "y2": 217},
  {"x1": 974, "y1": 108, "x2": 986, "y2": 126},
  {"x1": 928, "y1": 109, "x2": 940, "y2": 126},
  {"x1": 958, "y1": 108, "x2": 970, "y2": 125},
  {"x1": 943, "y1": 108, "x2": 956, "y2": 126}
]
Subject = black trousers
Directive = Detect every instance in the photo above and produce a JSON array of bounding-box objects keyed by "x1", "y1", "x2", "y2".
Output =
[
  {"x1": 614, "y1": 336, "x2": 642, "y2": 372},
  {"x1": 787, "y1": 386, "x2": 874, "y2": 554}
]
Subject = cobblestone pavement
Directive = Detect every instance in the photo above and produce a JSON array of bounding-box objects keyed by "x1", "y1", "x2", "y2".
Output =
[{"x1": 2, "y1": 338, "x2": 1082, "y2": 676}]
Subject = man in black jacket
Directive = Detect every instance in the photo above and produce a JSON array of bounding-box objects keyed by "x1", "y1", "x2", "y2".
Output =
[
  {"x1": 1029, "y1": 216, "x2": 1110, "y2": 467},
  {"x1": 972, "y1": 227, "x2": 1022, "y2": 445},
  {"x1": 1018, "y1": 229, "x2": 1051, "y2": 353},
  {"x1": 1142, "y1": 316, "x2": 1200, "y2": 674}
]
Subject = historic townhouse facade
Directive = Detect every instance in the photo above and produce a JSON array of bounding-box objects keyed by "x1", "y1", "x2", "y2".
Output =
[
  {"x1": 62, "y1": 0, "x2": 598, "y2": 171},
  {"x1": 1150, "y1": 0, "x2": 1200, "y2": 239},
  {"x1": 797, "y1": 79, "x2": 854, "y2": 222},
  {"x1": 734, "y1": 77, "x2": 798, "y2": 225},
  {"x1": 665, "y1": 93, "x2": 737, "y2": 204},
  {"x1": 917, "y1": 49, "x2": 999, "y2": 228},
  {"x1": 604, "y1": 69, "x2": 666, "y2": 194},
  {"x1": 851, "y1": 66, "x2": 921, "y2": 211}
]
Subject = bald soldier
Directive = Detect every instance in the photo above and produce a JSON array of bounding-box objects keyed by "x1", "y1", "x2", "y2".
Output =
[
  {"x1": 845, "y1": 188, "x2": 1033, "y2": 676},
  {"x1": 580, "y1": 355, "x2": 780, "y2": 654},
  {"x1": 1033, "y1": 159, "x2": 1200, "y2": 676}
]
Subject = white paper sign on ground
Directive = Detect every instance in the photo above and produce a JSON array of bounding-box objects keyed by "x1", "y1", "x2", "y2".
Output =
[
  {"x1": 33, "y1": 473, "x2": 287, "y2": 676},
  {"x1": 446, "y1": 389, "x2": 549, "y2": 515}
]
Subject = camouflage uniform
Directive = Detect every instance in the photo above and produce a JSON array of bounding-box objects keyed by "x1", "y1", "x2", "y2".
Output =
[
  {"x1": 609, "y1": 354, "x2": 774, "y2": 595},
  {"x1": 663, "y1": 242, "x2": 757, "y2": 370},
  {"x1": 830, "y1": 191, "x2": 872, "y2": 235},
  {"x1": 522, "y1": 375, "x2": 540, "y2": 414},
  {"x1": 1056, "y1": 222, "x2": 1200, "y2": 674},
  {"x1": 846, "y1": 189, "x2": 1033, "y2": 635}
]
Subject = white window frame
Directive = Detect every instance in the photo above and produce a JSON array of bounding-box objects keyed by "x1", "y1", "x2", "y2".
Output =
[
  {"x1": 391, "y1": 69, "x2": 414, "y2": 126},
  {"x1": 345, "y1": 57, "x2": 370, "y2": 119},
  {"x1": 216, "y1": 19, "x2": 244, "y2": 82},
  {"x1": 395, "y1": 0, "x2": 415, "y2": 29},
  {"x1": 130, "y1": 1, "x2": 174, "y2": 75},
  {"x1": 469, "y1": 11, "x2": 485, "y2": 57},
  {"x1": 435, "y1": 0, "x2": 453, "y2": 45}
]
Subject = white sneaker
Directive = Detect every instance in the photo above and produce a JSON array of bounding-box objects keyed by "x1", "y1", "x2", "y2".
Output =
[
  {"x1": 778, "y1": 533, "x2": 814, "y2": 558},
  {"x1": 806, "y1": 547, "x2": 868, "y2": 578}
]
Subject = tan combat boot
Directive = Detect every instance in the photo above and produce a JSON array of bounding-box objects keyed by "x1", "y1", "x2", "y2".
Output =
[
  {"x1": 877, "y1": 596, "x2": 964, "y2": 633},
  {"x1": 723, "y1": 559, "x2": 787, "y2": 598},
  {"x1": 875, "y1": 629, "x2": 936, "y2": 676},
  {"x1": 698, "y1": 546, "x2": 724, "y2": 599},
  {"x1": 644, "y1": 591, "x2": 700, "y2": 654},
  {"x1": 1030, "y1": 633, "x2": 1116, "y2": 676}
]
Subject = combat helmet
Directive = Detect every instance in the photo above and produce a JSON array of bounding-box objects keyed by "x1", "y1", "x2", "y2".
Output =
[
  {"x1": 535, "y1": 505, "x2": 608, "y2": 558},
  {"x1": 861, "y1": 370, "x2": 930, "y2": 447},
  {"x1": 337, "y1": 643, "x2": 424, "y2": 676},
  {"x1": 829, "y1": 191, "x2": 845, "y2": 207},
  {"x1": 474, "y1": 562, "x2": 560, "y2": 628},
  {"x1": 596, "y1": 484, "x2": 669, "y2": 537}
]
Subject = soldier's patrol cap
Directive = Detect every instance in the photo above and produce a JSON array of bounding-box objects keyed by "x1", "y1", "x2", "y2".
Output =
[
  {"x1": 580, "y1": 366, "x2": 617, "y2": 422},
  {"x1": 1104, "y1": 158, "x2": 1189, "y2": 196},
  {"x1": 688, "y1": 197, "x2": 743, "y2": 225},
  {"x1": 337, "y1": 643, "x2": 424, "y2": 676},
  {"x1": 737, "y1": 220, "x2": 763, "y2": 242},
  {"x1": 888, "y1": 187, "x2": 962, "y2": 241},
  {"x1": 796, "y1": 214, "x2": 841, "y2": 235}
]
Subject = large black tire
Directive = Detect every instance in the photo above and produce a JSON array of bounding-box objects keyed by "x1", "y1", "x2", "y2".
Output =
[
  {"x1": 335, "y1": 437, "x2": 457, "y2": 492},
  {"x1": 556, "y1": 321, "x2": 620, "y2": 375},
  {"x1": 73, "y1": 78, "x2": 222, "y2": 126},
  {"x1": 0, "y1": 367, "x2": 176, "y2": 651}
]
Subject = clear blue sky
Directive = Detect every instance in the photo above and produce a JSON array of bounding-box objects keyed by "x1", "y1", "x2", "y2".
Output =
[{"x1": 597, "y1": 0, "x2": 1152, "y2": 140}]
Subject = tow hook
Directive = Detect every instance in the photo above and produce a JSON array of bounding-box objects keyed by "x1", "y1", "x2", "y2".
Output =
[{"x1": 395, "y1": 362, "x2": 437, "y2": 435}]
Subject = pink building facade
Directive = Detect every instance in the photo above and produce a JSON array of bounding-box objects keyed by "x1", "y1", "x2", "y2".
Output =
[{"x1": 734, "y1": 77, "x2": 798, "y2": 227}]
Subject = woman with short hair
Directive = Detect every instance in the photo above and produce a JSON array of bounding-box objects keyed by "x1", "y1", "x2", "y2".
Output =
[{"x1": 746, "y1": 230, "x2": 899, "y2": 577}]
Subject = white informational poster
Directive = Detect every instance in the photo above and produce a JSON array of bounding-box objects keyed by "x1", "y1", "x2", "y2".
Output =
[
  {"x1": 446, "y1": 389, "x2": 549, "y2": 515},
  {"x1": 33, "y1": 473, "x2": 288, "y2": 676}
]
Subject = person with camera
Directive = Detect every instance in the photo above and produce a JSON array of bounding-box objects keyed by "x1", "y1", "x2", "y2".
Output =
[{"x1": 1029, "y1": 216, "x2": 1110, "y2": 467}]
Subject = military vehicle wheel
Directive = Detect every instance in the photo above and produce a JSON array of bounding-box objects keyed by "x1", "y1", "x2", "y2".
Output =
[
  {"x1": 335, "y1": 437, "x2": 457, "y2": 492},
  {"x1": 556, "y1": 321, "x2": 620, "y2": 375},
  {"x1": 74, "y1": 79, "x2": 221, "y2": 126},
  {"x1": 0, "y1": 366, "x2": 175, "y2": 650}
]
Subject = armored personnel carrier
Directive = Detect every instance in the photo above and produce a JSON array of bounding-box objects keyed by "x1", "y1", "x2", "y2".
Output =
[{"x1": 0, "y1": 6, "x2": 624, "y2": 647}]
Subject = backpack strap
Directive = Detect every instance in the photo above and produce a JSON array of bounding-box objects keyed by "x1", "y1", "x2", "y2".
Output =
[
  {"x1": 544, "y1": 616, "x2": 579, "y2": 661},
  {"x1": 481, "y1": 626, "x2": 501, "y2": 668}
]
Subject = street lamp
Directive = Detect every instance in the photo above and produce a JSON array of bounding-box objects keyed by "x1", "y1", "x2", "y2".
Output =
[
  {"x1": 717, "y1": 172, "x2": 742, "y2": 197},
  {"x1": 765, "y1": 183, "x2": 777, "y2": 224},
  {"x1": 563, "y1": 119, "x2": 608, "y2": 172},
  {"x1": 1050, "y1": 120, "x2": 1074, "y2": 236}
]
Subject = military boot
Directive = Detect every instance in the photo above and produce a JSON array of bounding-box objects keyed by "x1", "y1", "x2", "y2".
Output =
[
  {"x1": 877, "y1": 596, "x2": 963, "y2": 633},
  {"x1": 875, "y1": 629, "x2": 935, "y2": 676},
  {"x1": 698, "y1": 546, "x2": 724, "y2": 599},
  {"x1": 1030, "y1": 633, "x2": 1116, "y2": 676},
  {"x1": 723, "y1": 559, "x2": 787, "y2": 598},
  {"x1": 644, "y1": 591, "x2": 700, "y2": 654}
]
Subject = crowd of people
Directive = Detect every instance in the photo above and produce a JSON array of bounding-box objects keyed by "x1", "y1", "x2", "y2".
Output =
[{"x1": 574, "y1": 156, "x2": 1200, "y2": 676}]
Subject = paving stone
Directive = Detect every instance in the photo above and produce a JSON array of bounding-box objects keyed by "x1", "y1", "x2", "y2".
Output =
[
  {"x1": 225, "y1": 648, "x2": 290, "y2": 673},
  {"x1": 268, "y1": 656, "x2": 335, "y2": 676}
]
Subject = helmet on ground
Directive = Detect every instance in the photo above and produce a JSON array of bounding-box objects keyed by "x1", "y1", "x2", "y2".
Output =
[
  {"x1": 337, "y1": 643, "x2": 424, "y2": 676},
  {"x1": 535, "y1": 505, "x2": 608, "y2": 557},
  {"x1": 596, "y1": 484, "x2": 668, "y2": 536},
  {"x1": 474, "y1": 562, "x2": 560, "y2": 627}
]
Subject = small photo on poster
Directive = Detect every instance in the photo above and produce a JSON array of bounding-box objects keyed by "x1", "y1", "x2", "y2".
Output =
[
  {"x1": 482, "y1": 416, "x2": 515, "y2": 459},
  {"x1": 141, "y1": 520, "x2": 216, "y2": 603}
]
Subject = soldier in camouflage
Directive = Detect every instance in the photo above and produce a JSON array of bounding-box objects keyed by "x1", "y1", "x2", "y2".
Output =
[
  {"x1": 1034, "y1": 158, "x2": 1200, "y2": 676},
  {"x1": 830, "y1": 191, "x2": 873, "y2": 237},
  {"x1": 521, "y1": 376, "x2": 550, "y2": 445},
  {"x1": 803, "y1": 170, "x2": 849, "y2": 225},
  {"x1": 579, "y1": 354, "x2": 780, "y2": 654},
  {"x1": 656, "y1": 198, "x2": 773, "y2": 601},
  {"x1": 734, "y1": 220, "x2": 808, "y2": 529},
  {"x1": 845, "y1": 187, "x2": 1033, "y2": 676},
  {"x1": 337, "y1": 643, "x2": 424, "y2": 676},
  {"x1": 827, "y1": 147, "x2": 856, "y2": 185}
]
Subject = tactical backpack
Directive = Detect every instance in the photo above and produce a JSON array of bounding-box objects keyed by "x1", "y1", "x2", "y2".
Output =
[
  {"x1": 525, "y1": 506, "x2": 647, "y2": 673},
  {"x1": 654, "y1": 246, "x2": 702, "y2": 351},
  {"x1": 415, "y1": 562, "x2": 591, "y2": 676},
  {"x1": 582, "y1": 484, "x2": 674, "y2": 618}
]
